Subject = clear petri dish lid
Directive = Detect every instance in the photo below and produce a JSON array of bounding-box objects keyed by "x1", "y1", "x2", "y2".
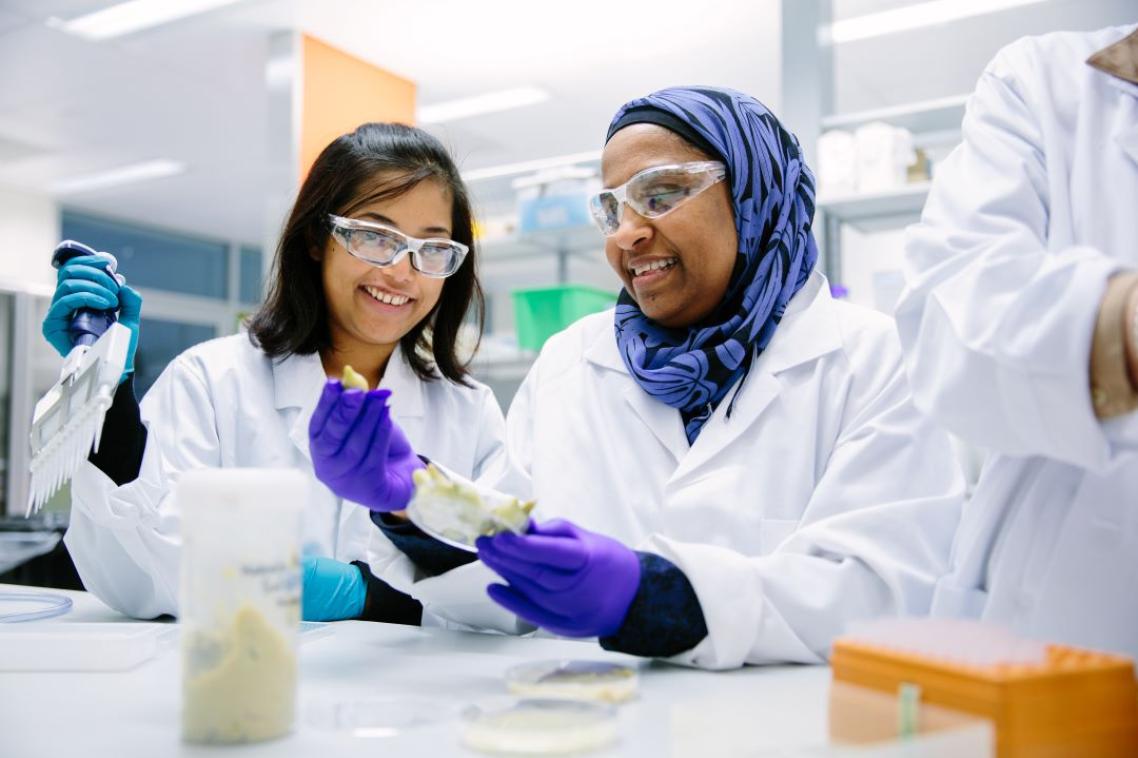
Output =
[
  {"x1": 305, "y1": 696, "x2": 461, "y2": 738},
  {"x1": 505, "y1": 659, "x2": 639, "y2": 704},
  {"x1": 0, "y1": 591, "x2": 72, "y2": 623},
  {"x1": 461, "y1": 698, "x2": 618, "y2": 755}
]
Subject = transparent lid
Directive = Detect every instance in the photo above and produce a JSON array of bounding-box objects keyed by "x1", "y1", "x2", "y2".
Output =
[
  {"x1": 461, "y1": 698, "x2": 618, "y2": 755},
  {"x1": 306, "y1": 696, "x2": 460, "y2": 738},
  {"x1": 505, "y1": 660, "x2": 639, "y2": 704},
  {"x1": 0, "y1": 591, "x2": 72, "y2": 623}
]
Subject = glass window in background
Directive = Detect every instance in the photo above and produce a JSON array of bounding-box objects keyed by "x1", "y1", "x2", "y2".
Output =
[
  {"x1": 135, "y1": 317, "x2": 218, "y2": 398},
  {"x1": 239, "y1": 245, "x2": 264, "y2": 306},
  {"x1": 61, "y1": 211, "x2": 229, "y2": 299}
]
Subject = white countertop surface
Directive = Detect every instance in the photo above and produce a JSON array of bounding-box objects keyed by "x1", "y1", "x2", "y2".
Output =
[{"x1": 0, "y1": 584, "x2": 988, "y2": 757}]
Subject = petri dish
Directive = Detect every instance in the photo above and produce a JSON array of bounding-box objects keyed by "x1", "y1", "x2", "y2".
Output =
[
  {"x1": 505, "y1": 660, "x2": 639, "y2": 704},
  {"x1": 0, "y1": 591, "x2": 72, "y2": 623},
  {"x1": 461, "y1": 698, "x2": 618, "y2": 755},
  {"x1": 406, "y1": 464, "x2": 533, "y2": 552},
  {"x1": 306, "y1": 696, "x2": 459, "y2": 738}
]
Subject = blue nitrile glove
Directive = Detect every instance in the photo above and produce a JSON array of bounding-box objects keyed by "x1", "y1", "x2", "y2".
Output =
[
  {"x1": 308, "y1": 382, "x2": 425, "y2": 512},
  {"x1": 477, "y1": 519, "x2": 641, "y2": 638},
  {"x1": 301, "y1": 555, "x2": 367, "y2": 621},
  {"x1": 42, "y1": 253, "x2": 142, "y2": 384}
]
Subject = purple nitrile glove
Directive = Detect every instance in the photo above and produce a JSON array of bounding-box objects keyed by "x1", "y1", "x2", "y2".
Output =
[
  {"x1": 476, "y1": 519, "x2": 641, "y2": 638},
  {"x1": 308, "y1": 380, "x2": 425, "y2": 512}
]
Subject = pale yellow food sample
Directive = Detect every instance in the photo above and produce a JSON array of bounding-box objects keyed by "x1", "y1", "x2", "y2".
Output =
[
  {"x1": 182, "y1": 606, "x2": 296, "y2": 744},
  {"x1": 341, "y1": 365, "x2": 369, "y2": 390},
  {"x1": 508, "y1": 665, "x2": 638, "y2": 704},
  {"x1": 409, "y1": 464, "x2": 535, "y2": 545},
  {"x1": 462, "y1": 703, "x2": 617, "y2": 755}
]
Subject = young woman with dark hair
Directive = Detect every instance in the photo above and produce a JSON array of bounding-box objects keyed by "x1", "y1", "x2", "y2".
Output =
[{"x1": 52, "y1": 123, "x2": 512, "y2": 623}]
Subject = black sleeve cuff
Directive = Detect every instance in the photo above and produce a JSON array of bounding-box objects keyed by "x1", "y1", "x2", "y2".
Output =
[
  {"x1": 88, "y1": 375, "x2": 147, "y2": 486},
  {"x1": 599, "y1": 552, "x2": 709, "y2": 658},
  {"x1": 351, "y1": 561, "x2": 422, "y2": 626},
  {"x1": 370, "y1": 511, "x2": 478, "y2": 577}
]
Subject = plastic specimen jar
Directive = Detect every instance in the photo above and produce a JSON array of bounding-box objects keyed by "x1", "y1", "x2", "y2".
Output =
[{"x1": 178, "y1": 468, "x2": 304, "y2": 744}]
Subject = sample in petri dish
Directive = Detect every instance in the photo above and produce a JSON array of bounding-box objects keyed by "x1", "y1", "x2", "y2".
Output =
[
  {"x1": 505, "y1": 660, "x2": 639, "y2": 704},
  {"x1": 405, "y1": 464, "x2": 534, "y2": 552},
  {"x1": 461, "y1": 698, "x2": 618, "y2": 755}
]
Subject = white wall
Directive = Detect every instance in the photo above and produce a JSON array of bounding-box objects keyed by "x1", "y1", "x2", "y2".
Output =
[{"x1": 0, "y1": 185, "x2": 59, "y2": 292}]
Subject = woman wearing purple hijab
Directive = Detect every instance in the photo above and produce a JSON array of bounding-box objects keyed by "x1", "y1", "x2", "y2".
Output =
[{"x1": 336, "y1": 86, "x2": 965, "y2": 669}]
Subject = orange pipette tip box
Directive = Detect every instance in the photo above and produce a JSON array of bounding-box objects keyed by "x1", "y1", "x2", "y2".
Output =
[{"x1": 830, "y1": 635, "x2": 1138, "y2": 757}]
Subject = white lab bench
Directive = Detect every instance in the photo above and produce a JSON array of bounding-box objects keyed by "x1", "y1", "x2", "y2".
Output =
[{"x1": 0, "y1": 585, "x2": 988, "y2": 756}]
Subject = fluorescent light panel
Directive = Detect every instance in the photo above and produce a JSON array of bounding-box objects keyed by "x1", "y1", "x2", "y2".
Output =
[
  {"x1": 463, "y1": 150, "x2": 602, "y2": 183},
  {"x1": 826, "y1": 0, "x2": 1048, "y2": 44},
  {"x1": 52, "y1": 159, "x2": 185, "y2": 194},
  {"x1": 49, "y1": 0, "x2": 244, "y2": 41},
  {"x1": 417, "y1": 87, "x2": 550, "y2": 124}
]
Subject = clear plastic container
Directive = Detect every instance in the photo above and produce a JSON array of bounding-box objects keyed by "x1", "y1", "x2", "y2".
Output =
[{"x1": 178, "y1": 468, "x2": 304, "y2": 745}]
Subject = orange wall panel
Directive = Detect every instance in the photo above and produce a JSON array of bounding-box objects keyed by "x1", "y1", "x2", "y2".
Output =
[{"x1": 300, "y1": 34, "x2": 416, "y2": 180}]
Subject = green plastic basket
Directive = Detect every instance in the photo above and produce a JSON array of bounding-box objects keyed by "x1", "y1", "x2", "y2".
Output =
[{"x1": 512, "y1": 285, "x2": 618, "y2": 352}]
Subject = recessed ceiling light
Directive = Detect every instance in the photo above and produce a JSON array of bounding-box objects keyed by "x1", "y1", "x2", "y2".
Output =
[
  {"x1": 824, "y1": 0, "x2": 1048, "y2": 45},
  {"x1": 418, "y1": 87, "x2": 550, "y2": 125},
  {"x1": 462, "y1": 150, "x2": 602, "y2": 183},
  {"x1": 47, "y1": 0, "x2": 244, "y2": 41},
  {"x1": 51, "y1": 159, "x2": 185, "y2": 194}
]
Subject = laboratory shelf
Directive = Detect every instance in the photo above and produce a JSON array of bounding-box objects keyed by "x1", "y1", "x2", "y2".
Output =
[
  {"x1": 816, "y1": 182, "x2": 931, "y2": 229},
  {"x1": 820, "y1": 94, "x2": 969, "y2": 135},
  {"x1": 479, "y1": 225, "x2": 602, "y2": 262}
]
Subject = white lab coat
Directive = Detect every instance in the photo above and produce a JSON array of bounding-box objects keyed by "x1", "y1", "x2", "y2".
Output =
[
  {"x1": 64, "y1": 333, "x2": 512, "y2": 619},
  {"x1": 369, "y1": 270, "x2": 965, "y2": 669},
  {"x1": 895, "y1": 26, "x2": 1138, "y2": 658}
]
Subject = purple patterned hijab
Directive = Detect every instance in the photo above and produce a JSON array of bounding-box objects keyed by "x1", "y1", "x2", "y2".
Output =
[{"x1": 607, "y1": 86, "x2": 819, "y2": 444}]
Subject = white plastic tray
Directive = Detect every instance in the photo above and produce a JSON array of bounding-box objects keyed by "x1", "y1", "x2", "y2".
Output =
[{"x1": 0, "y1": 623, "x2": 170, "y2": 671}]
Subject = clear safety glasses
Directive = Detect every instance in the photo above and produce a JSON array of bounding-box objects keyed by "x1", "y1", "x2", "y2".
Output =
[
  {"x1": 588, "y1": 160, "x2": 727, "y2": 237},
  {"x1": 327, "y1": 214, "x2": 470, "y2": 278}
]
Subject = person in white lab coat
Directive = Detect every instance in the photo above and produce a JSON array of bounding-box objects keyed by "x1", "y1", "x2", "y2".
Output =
[
  {"x1": 334, "y1": 86, "x2": 965, "y2": 669},
  {"x1": 895, "y1": 25, "x2": 1138, "y2": 659},
  {"x1": 52, "y1": 123, "x2": 511, "y2": 621}
]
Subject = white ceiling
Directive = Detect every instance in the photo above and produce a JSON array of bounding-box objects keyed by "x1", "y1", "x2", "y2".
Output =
[
  {"x1": 0, "y1": 0, "x2": 785, "y2": 244},
  {"x1": 0, "y1": 0, "x2": 1132, "y2": 248},
  {"x1": 0, "y1": 0, "x2": 275, "y2": 242}
]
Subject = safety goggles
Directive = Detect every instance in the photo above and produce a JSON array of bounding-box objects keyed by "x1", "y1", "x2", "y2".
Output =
[
  {"x1": 588, "y1": 160, "x2": 727, "y2": 237},
  {"x1": 327, "y1": 214, "x2": 469, "y2": 278}
]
